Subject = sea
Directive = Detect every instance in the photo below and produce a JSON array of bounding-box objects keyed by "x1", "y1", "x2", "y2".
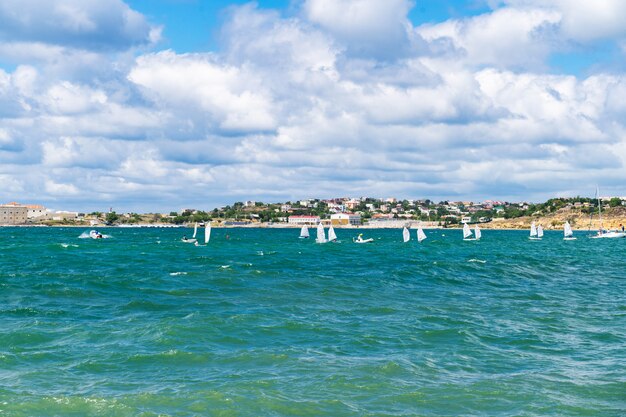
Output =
[{"x1": 1, "y1": 227, "x2": 624, "y2": 416}]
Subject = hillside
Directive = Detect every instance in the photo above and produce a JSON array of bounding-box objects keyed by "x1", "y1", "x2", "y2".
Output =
[{"x1": 481, "y1": 206, "x2": 626, "y2": 230}]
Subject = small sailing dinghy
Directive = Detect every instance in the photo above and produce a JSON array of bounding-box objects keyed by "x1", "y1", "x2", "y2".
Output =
[
  {"x1": 299, "y1": 226, "x2": 310, "y2": 239},
  {"x1": 529, "y1": 222, "x2": 542, "y2": 240},
  {"x1": 183, "y1": 222, "x2": 199, "y2": 243},
  {"x1": 463, "y1": 223, "x2": 481, "y2": 241},
  {"x1": 205, "y1": 222, "x2": 211, "y2": 244},
  {"x1": 417, "y1": 226, "x2": 427, "y2": 243},
  {"x1": 315, "y1": 223, "x2": 327, "y2": 244},
  {"x1": 328, "y1": 225, "x2": 338, "y2": 242},
  {"x1": 563, "y1": 221, "x2": 577, "y2": 240},
  {"x1": 402, "y1": 227, "x2": 410, "y2": 243}
]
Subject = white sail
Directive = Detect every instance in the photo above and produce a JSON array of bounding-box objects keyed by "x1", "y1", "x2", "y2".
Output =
[
  {"x1": 192, "y1": 222, "x2": 198, "y2": 238},
  {"x1": 402, "y1": 227, "x2": 410, "y2": 243},
  {"x1": 316, "y1": 223, "x2": 327, "y2": 243},
  {"x1": 328, "y1": 225, "x2": 338, "y2": 242},
  {"x1": 474, "y1": 225, "x2": 482, "y2": 240},
  {"x1": 300, "y1": 226, "x2": 309, "y2": 238},
  {"x1": 530, "y1": 222, "x2": 537, "y2": 237},
  {"x1": 463, "y1": 223, "x2": 472, "y2": 239},
  {"x1": 417, "y1": 227, "x2": 427, "y2": 243},
  {"x1": 564, "y1": 221, "x2": 573, "y2": 237},
  {"x1": 537, "y1": 225, "x2": 543, "y2": 238},
  {"x1": 205, "y1": 223, "x2": 211, "y2": 244}
]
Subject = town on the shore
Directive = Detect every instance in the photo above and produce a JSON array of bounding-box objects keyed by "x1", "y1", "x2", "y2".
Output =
[{"x1": 2, "y1": 195, "x2": 626, "y2": 229}]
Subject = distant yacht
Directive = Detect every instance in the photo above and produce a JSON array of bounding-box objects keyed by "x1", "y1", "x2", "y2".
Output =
[
  {"x1": 299, "y1": 226, "x2": 310, "y2": 239},
  {"x1": 589, "y1": 187, "x2": 626, "y2": 239}
]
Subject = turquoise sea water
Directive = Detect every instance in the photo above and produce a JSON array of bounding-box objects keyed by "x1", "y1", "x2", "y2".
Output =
[{"x1": 1, "y1": 227, "x2": 624, "y2": 416}]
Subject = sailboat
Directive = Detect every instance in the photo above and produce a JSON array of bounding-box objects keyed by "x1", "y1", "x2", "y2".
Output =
[
  {"x1": 299, "y1": 226, "x2": 310, "y2": 239},
  {"x1": 182, "y1": 223, "x2": 198, "y2": 243},
  {"x1": 563, "y1": 221, "x2": 576, "y2": 240},
  {"x1": 529, "y1": 222, "x2": 542, "y2": 240},
  {"x1": 205, "y1": 222, "x2": 211, "y2": 244},
  {"x1": 315, "y1": 222, "x2": 327, "y2": 243},
  {"x1": 589, "y1": 187, "x2": 626, "y2": 239},
  {"x1": 328, "y1": 225, "x2": 338, "y2": 242},
  {"x1": 402, "y1": 227, "x2": 410, "y2": 243},
  {"x1": 537, "y1": 225, "x2": 544, "y2": 239},
  {"x1": 417, "y1": 226, "x2": 427, "y2": 243},
  {"x1": 463, "y1": 223, "x2": 481, "y2": 241},
  {"x1": 463, "y1": 223, "x2": 473, "y2": 240}
]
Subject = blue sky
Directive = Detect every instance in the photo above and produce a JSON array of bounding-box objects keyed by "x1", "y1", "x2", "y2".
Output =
[{"x1": 1, "y1": 0, "x2": 626, "y2": 212}]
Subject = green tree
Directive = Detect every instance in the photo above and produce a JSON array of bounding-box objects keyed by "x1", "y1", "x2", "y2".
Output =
[
  {"x1": 105, "y1": 211, "x2": 119, "y2": 224},
  {"x1": 609, "y1": 197, "x2": 622, "y2": 207}
]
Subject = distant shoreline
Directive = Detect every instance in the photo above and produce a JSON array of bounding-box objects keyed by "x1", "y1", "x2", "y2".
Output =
[{"x1": 0, "y1": 223, "x2": 608, "y2": 231}]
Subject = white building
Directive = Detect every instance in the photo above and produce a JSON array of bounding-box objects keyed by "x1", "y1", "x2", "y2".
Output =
[
  {"x1": 26, "y1": 204, "x2": 48, "y2": 218},
  {"x1": 288, "y1": 215, "x2": 320, "y2": 225}
]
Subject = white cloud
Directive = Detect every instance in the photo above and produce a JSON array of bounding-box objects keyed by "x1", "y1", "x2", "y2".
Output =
[
  {"x1": 0, "y1": 0, "x2": 159, "y2": 51},
  {"x1": 2, "y1": 1, "x2": 626, "y2": 210},
  {"x1": 129, "y1": 50, "x2": 276, "y2": 133},
  {"x1": 45, "y1": 180, "x2": 80, "y2": 196},
  {"x1": 489, "y1": 0, "x2": 626, "y2": 43},
  {"x1": 417, "y1": 8, "x2": 560, "y2": 69},
  {"x1": 303, "y1": 0, "x2": 413, "y2": 58}
]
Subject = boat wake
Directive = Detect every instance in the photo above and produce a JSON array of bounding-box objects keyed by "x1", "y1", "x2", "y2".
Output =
[
  {"x1": 60, "y1": 243, "x2": 79, "y2": 248},
  {"x1": 78, "y1": 231, "x2": 112, "y2": 239},
  {"x1": 468, "y1": 259, "x2": 487, "y2": 264}
]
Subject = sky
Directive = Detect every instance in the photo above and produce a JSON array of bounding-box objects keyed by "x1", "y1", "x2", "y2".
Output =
[{"x1": 2, "y1": 0, "x2": 626, "y2": 212}]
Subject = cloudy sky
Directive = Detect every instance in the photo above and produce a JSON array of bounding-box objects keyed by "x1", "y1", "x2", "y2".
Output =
[{"x1": 1, "y1": 0, "x2": 626, "y2": 212}]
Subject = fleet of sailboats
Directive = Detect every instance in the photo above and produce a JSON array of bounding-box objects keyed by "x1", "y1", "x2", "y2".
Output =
[{"x1": 182, "y1": 190, "x2": 626, "y2": 245}]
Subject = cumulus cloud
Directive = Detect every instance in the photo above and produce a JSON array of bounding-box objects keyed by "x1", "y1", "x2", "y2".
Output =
[
  {"x1": 302, "y1": 0, "x2": 415, "y2": 59},
  {"x1": 490, "y1": 0, "x2": 626, "y2": 43},
  {"x1": 0, "y1": 0, "x2": 160, "y2": 51},
  {"x1": 129, "y1": 50, "x2": 277, "y2": 134}
]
